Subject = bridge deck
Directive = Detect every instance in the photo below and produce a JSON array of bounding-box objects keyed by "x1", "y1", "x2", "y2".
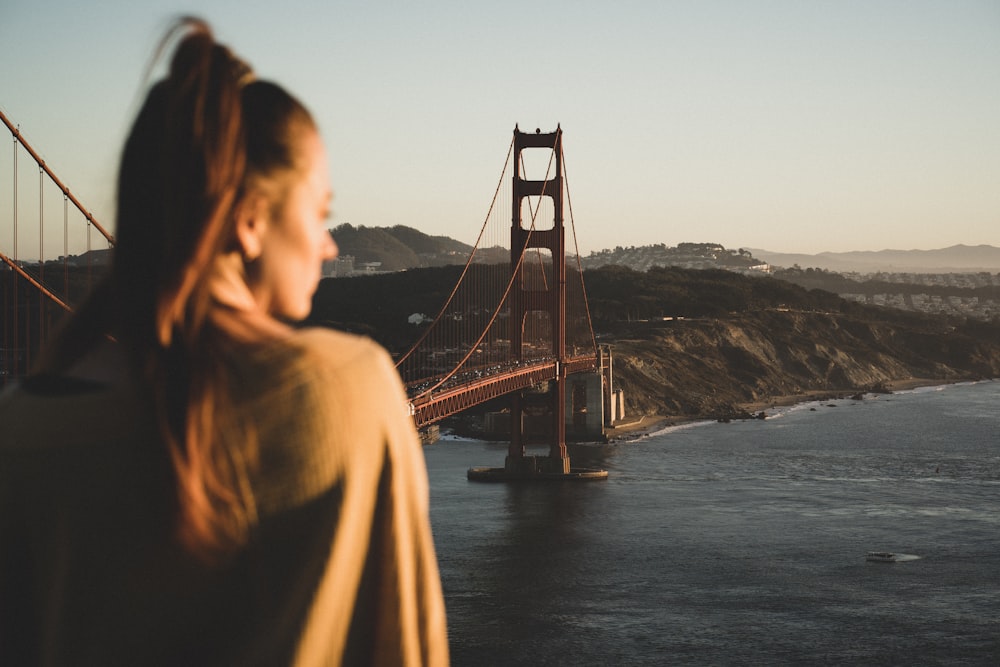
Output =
[{"x1": 407, "y1": 355, "x2": 596, "y2": 428}]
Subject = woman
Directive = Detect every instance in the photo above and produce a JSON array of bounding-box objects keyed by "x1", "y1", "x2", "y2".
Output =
[{"x1": 0, "y1": 18, "x2": 448, "y2": 666}]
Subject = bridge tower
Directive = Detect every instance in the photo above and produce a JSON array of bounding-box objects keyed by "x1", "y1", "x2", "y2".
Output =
[{"x1": 506, "y1": 125, "x2": 571, "y2": 475}]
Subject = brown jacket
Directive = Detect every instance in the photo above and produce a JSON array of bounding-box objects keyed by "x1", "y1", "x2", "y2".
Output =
[{"x1": 0, "y1": 328, "x2": 448, "y2": 666}]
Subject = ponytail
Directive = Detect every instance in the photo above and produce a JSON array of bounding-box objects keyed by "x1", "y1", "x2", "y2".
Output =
[
  {"x1": 116, "y1": 18, "x2": 249, "y2": 350},
  {"x1": 106, "y1": 18, "x2": 314, "y2": 562}
]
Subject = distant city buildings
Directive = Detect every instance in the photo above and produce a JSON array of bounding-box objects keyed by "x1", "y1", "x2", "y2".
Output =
[
  {"x1": 579, "y1": 242, "x2": 772, "y2": 274},
  {"x1": 839, "y1": 271, "x2": 1000, "y2": 320},
  {"x1": 323, "y1": 254, "x2": 387, "y2": 278}
]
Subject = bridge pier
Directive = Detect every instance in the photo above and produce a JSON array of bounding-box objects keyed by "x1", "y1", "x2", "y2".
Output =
[
  {"x1": 504, "y1": 454, "x2": 570, "y2": 476},
  {"x1": 468, "y1": 454, "x2": 605, "y2": 481}
]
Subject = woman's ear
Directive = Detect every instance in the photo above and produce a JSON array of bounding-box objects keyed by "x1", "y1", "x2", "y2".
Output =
[{"x1": 234, "y1": 193, "x2": 269, "y2": 262}]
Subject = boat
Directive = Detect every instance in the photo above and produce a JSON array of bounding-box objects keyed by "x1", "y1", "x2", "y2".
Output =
[{"x1": 866, "y1": 551, "x2": 897, "y2": 562}]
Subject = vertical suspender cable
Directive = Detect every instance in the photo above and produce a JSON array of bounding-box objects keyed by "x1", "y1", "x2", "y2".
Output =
[
  {"x1": 561, "y1": 146, "x2": 597, "y2": 356},
  {"x1": 86, "y1": 220, "x2": 92, "y2": 292},
  {"x1": 64, "y1": 194, "x2": 69, "y2": 299},
  {"x1": 12, "y1": 129, "x2": 18, "y2": 378},
  {"x1": 0, "y1": 110, "x2": 114, "y2": 245},
  {"x1": 38, "y1": 164, "x2": 44, "y2": 357},
  {"x1": 395, "y1": 136, "x2": 515, "y2": 371},
  {"x1": 1, "y1": 274, "x2": 5, "y2": 386},
  {"x1": 3, "y1": 136, "x2": 10, "y2": 383}
]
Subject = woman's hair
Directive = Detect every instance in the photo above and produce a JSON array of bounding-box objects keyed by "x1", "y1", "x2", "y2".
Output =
[{"x1": 41, "y1": 18, "x2": 316, "y2": 561}]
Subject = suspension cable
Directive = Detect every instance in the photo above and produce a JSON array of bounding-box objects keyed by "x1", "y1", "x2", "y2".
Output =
[
  {"x1": 0, "y1": 108, "x2": 115, "y2": 245},
  {"x1": 395, "y1": 134, "x2": 515, "y2": 367},
  {"x1": 0, "y1": 250, "x2": 72, "y2": 312},
  {"x1": 561, "y1": 145, "x2": 598, "y2": 354}
]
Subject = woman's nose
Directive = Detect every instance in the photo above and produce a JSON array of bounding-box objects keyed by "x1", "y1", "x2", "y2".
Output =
[{"x1": 324, "y1": 233, "x2": 338, "y2": 261}]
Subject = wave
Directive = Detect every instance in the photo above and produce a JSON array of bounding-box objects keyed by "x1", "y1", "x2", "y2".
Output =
[{"x1": 643, "y1": 419, "x2": 715, "y2": 440}]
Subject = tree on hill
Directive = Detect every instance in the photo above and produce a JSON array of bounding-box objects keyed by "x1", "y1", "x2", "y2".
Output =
[
  {"x1": 582, "y1": 265, "x2": 845, "y2": 323},
  {"x1": 331, "y1": 223, "x2": 475, "y2": 270},
  {"x1": 332, "y1": 223, "x2": 421, "y2": 271}
]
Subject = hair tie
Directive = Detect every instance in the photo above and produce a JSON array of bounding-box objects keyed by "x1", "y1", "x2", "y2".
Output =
[{"x1": 235, "y1": 63, "x2": 256, "y2": 88}]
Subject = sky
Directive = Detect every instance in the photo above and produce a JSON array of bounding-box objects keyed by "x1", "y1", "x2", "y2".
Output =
[{"x1": 1, "y1": 0, "x2": 999, "y2": 257}]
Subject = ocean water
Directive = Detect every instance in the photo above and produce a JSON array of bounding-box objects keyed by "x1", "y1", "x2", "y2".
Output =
[{"x1": 424, "y1": 381, "x2": 1000, "y2": 666}]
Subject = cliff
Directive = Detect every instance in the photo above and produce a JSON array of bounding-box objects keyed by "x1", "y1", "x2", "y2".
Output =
[{"x1": 607, "y1": 311, "x2": 1000, "y2": 420}]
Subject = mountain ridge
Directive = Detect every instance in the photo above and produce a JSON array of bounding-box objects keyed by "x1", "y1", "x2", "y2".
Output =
[
  {"x1": 748, "y1": 244, "x2": 1000, "y2": 273},
  {"x1": 324, "y1": 223, "x2": 1000, "y2": 274}
]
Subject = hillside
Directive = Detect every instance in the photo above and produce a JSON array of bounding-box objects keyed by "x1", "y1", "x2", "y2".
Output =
[
  {"x1": 309, "y1": 265, "x2": 1000, "y2": 421},
  {"x1": 607, "y1": 311, "x2": 1000, "y2": 420},
  {"x1": 331, "y1": 225, "x2": 422, "y2": 271},
  {"x1": 330, "y1": 223, "x2": 474, "y2": 271}
]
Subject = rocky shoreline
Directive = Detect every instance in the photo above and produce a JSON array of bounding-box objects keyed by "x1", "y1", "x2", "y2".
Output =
[{"x1": 601, "y1": 376, "x2": 984, "y2": 443}]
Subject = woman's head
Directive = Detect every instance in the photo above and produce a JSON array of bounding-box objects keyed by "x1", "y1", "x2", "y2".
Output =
[
  {"x1": 113, "y1": 18, "x2": 335, "y2": 349},
  {"x1": 235, "y1": 86, "x2": 337, "y2": 321}
]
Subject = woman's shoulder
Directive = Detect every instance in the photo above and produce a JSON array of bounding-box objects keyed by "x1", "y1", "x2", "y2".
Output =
[
  {"x1": 285, "y1": 327, "x2": 395, "y2": 378},
  {"x1": 226, "y1": 326, "x2": 403, "y2": 415},
  {"x1": 254, "y1": 327, "x2": 407, "y2": 412}
]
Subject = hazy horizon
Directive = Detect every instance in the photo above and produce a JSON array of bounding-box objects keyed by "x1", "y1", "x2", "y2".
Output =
[
  {"x1": 2, "y1": 1, "x2": 998, "y2": 258},
  {"x1": 8, "y1": 221, "x2": 1000, "y2": 268}
]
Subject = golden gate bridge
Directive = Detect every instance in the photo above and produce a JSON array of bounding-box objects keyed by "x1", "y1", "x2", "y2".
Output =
[{"x1": 2, "y1": 110, "x2": 607, "y2": 479}]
